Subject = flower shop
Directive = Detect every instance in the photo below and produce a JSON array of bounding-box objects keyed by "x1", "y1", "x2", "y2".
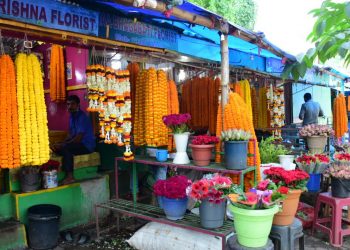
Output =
[{"x1": 0, "y1": 0, "x2": 350, "y2": 250}]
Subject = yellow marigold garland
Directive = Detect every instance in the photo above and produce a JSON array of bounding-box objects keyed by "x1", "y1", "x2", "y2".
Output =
[{"x1": 15, "y1": 53, "x2": 50, "y2": 166}]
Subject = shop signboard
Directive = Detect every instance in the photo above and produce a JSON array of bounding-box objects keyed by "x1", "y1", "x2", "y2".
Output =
[
  {"x1": 99, "y1": 13, "x2": 178, "y2": 50},
  {"x1": 0, "y1": 0, "x2": 99, "y2": 36}
]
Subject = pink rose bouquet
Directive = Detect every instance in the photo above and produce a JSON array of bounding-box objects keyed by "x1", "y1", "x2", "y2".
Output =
[
  {"x1": 162, "y1": 113, "x2": 191, "y2": 134},
  {"x1": 299, "y1": 124, "x2": 334, "y2": 137}
]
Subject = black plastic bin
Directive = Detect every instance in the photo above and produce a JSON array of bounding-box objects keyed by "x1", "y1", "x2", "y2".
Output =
[{"x1": 27, "y1": 204, "x2": 62, "y2": 249}]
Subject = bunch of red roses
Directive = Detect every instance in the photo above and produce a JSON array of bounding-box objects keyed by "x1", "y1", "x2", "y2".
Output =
[
  {"x1": 162, "y1": 113, "x2": 191, "y2": 134},
  {"x1": 263, "y1": 167, "x2": 309, "y2": 190},
  {"x1": 334, "y1": 153, "x2": 350, "y2": 162},
  {"x1": 40, "y1": 160, "x2": 60, "y2": 172},
  {"x1": 153, "y1": 175, "x2": 192, "y2": 199},
  {"x1": 191, "y1": 135, "x2": 219, "y2": 145},
  {"x1": 295, "y1": 155, "x2": 316, "y2": 165},
  {"x1": 314, "y1": 154, "x2": 330, "y2": 164},
  {"x1": 188, "y1": 174, "x2": 232, "y2": 204}
]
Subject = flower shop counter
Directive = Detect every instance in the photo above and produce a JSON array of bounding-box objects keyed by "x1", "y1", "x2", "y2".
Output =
[{"x1": 94, "y1": 157, "x2": 257, "y2": 250}]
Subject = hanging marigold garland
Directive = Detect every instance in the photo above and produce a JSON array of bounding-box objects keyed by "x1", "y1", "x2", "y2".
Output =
[
  {"x1": 86, "y1": 64, "x2": 134, "y2": 161},
  {"x1": 333, "y1": 93, "x2": 348, "y2": 138},
  {"x1": 0, "y1": 55, "x2": 20, "y2": 169},
  {"x1": 15, "y1": 53, "x2": 50, "y2": 166},
  {"x1": 50, "y1": 44, "x2": 66, "y2": 102}
]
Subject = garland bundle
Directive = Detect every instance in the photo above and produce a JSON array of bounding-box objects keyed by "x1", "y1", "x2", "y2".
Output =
[
  {"x1": 50, "y1": 44, "x2": 66, "y2": 102},
  {"x1": 267, "y1": 85, "x2": 285, "y2": 136},
  {"x1": 167, "y1": 80, "x2": 179, "y2": 152},
  {"x1": 133, "y1": 68, "x2": 168, "y2": 147},
  {"x1": 251, "y1": 87, "x2": 258, "y2": 128},
  {"x1": 257, "y1": 87, "x2": 269, "y2": 129},
  {"x1": 180, "y1": 76, "x2": 219, "y2": 134},
  {"x1": 127, "y1": 62, "x2": 140, "y2": 120},
  {"x1": 333, "y1": 93, "x2": 348, "y2": 138},
  {"x1": 0, "y1": 55, "x2": 20, "y2": 169},
  {"x1": 86, "y1": 65, "x2": 133, "y2": 160},
  {"x1": 16, "y1": 53, "x2": 50, "y2": 166}
]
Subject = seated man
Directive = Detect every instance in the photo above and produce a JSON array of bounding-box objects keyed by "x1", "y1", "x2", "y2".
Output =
[{"x1": 52, "y1": 95, "x2": 96, "y2": 184}]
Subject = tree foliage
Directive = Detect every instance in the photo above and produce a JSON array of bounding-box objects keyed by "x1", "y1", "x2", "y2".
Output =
[
  {"x1": 283, "y1": 0, "x2": 350, "y2": 81},
  {"x1": 189, "y1": 0, "x2": 257, "y2": 30}
]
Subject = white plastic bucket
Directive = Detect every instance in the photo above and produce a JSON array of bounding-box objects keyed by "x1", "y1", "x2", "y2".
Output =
[
  {"x1": 42, "y1": 170, "x2": 58, "y2": 189},
  {"x1": 278, "y1": 155, "x2": 295, "y2": 170}
]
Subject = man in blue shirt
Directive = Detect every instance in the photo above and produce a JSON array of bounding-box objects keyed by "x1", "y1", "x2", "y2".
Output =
[
  {"x1": 52, "y1": 95, "x2": 96, "y2": 184},
  {"x1": 299, "y1": 93, "x2": 324, "y2": 126}
]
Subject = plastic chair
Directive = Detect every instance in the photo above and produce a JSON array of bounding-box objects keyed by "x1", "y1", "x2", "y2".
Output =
[
  {"x1": 313, "y1": 192, "x2": 350, "y2": 247},
  {"x1": 269, "y1": 218, "x2": 304, "y2": 250}
]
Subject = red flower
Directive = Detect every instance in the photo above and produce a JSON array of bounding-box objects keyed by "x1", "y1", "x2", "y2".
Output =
[
  {"x1": 257, "y1": 180, "x2": 270, "y2": 191},
  {"x1": 191, "y1": 135, "x2": 219, "y2": 145},
  {"x1": 277, "y1": 186, "x2": 289, "y2": 194},
  {"x1": 153, "y1": 175, "x2": 192, "y2": 199}
]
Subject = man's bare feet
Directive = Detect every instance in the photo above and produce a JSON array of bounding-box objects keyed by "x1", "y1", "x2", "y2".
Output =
[{"x1": 61, "y1": 177, "x2": 75, "y2": 185}]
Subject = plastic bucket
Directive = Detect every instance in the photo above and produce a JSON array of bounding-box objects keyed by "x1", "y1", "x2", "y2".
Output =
[
  {"x1": 331, "y1": 178, "x2": 350, "y2": 198},
  {"x1": 306, "y1": 173, "x2": 321, "y2": 192},
  {"x1": 199, "y1": 199, "x2": 226, "y2": 229},
  {"x1": 20, "y1": 169, "x2": 40, "y2": 193},
  {"x1": 229, "y1": 205, "x2": 278, "y2": 248},
  {"x1": 224, "y1": 141, "x2": 248, "y2": 170},
  {"x1": 162, "y1": 197, "x2": 188, "y2": 220},
  {"x1": 278, "y1": 155, "x2": 295, "y2": 170},
  {"x1": 27, "y1": 204, "x2": 62, "y2": 249},
  {"x1": 42, "y1": 171, "x2": 58, "y2": 189}
]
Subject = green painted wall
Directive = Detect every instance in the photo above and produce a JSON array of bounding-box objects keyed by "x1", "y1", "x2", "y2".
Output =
[
  {"x1": 0, "y1": 223, "x2": 27, "y2": 250},
  {"x1": 15, "y1": 175, "x2": 109, "y2": 230},
  {"x1": 0, "y1": 193, "x2": 15, "y2": 221}
]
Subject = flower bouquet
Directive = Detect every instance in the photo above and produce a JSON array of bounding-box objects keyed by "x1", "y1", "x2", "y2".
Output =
[
  {"x1": 314, "y1": 154, "x2": 330, "y2": 173},
  {"x1": 263, "y1": 167, "x2": 309, "y2": 225},
  {"x1": 189, "y1": 135, "x2": 219, "y2": 166},
  {"x1": 299, "y1": 124, "x2": 334, "y2": 154},
  {"x1": 221, "y1": 129, "x2": 252, "y2": 170},
  {"x1": 153, "y1": 175, "x2": 192, "y2": 220},
  {"x1": 188, "y1": 174, "x2": 232, "y2": 229},
  {"x1": 298, "y1": 124, "x2": 334, "y2": 137},
  {"x1": 295, "y1": 154, "x2": 316, "y2": 174},
  {"x1": 227, "y1": 180, "x2": 286, "y2": 248},
  {"x1": 162, "y1": 113, "x2": 191, "y2": 164},
  {"x1": 324, "y1": 155, "x2": 350, "y2": 198}
]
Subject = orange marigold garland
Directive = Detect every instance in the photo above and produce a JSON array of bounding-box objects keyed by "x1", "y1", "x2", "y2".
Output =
[
  {"x1": 0, "y1": 55, "x2": 20, "y2": 168},
  {"x1": 50, "y1": 45, "x2": 66, "y2": 102}
]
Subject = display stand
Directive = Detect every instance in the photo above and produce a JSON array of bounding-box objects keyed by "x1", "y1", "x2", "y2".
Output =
[{"x1": 95, "y1": 157, "x2": 257, "y2": 250}]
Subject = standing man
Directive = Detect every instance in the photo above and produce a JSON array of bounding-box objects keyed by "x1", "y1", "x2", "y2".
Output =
[
  {"x1": 299, "y1": 93, "x2": 324, "y2": 126},
  {"x1": 52, "y1": 95, "x2": 96, "y2": 184}
]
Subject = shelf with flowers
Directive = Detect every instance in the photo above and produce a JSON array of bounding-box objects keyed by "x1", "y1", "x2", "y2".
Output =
[
  {"x1": 189, "y1": 135, "x2": 219, "y2": 167},
  {"x1": 228, "y1": 179, "x2": 288, "y2": 248},
  {"x1": 153, "y1": 175, "x2": 192, "y2": 220},
  {"x1": 162, "y1": 113, "x2": 191, "y2": 164},
  {"x1": 324, "y1": 152, "x2": 350, "y2": 198},
  {"x1": 263, "y1": 167, "x2": 309, "y2": 226},
  {"x1": 187, "y1": 174, "x2": 232, "y2": 229},
  {"x1": 299, "y1": 124, "x2": 334, "y2": 154},
  {"x1": 296, "y1": 154, "x2": 330, "y2": 192}
]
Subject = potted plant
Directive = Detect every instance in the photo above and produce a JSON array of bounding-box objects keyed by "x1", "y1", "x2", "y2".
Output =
[
  {"x1": 299, "y1": 124, "x2": 334, "y2": 154},
  {"x1": 153, "y1": 175, "x2": 192, "y2": 220},
  {"x1": 162, "y1": 113, "x2": 191, "y2": 164},
  {"x1": 189, "y1": 135, "x2": 219, "y2": 166},
  {"x1": 188, "y1": 174, "x2": 232, "y2": 229},
  {"x1": 263, "y1": 167, "x2": 309, "y2": 226},
  {"x1": 221, "y1": 129, "x2": 252, "y2": 170},
  {"x1": 40, "y1": 160, "x2": 60, "y2": 189},
  {"x1": 259, "y1": 137, "x2": 291, "y2": 164},
  {"x1": 19, "y1": 166, "x2": 41, "y2": 193},
  {"x1": 228, "y1": 180, "x2": 288, "y2": 248},
  {"x1": 324, "y1": 153, "x2": 350, "y2": 198}
]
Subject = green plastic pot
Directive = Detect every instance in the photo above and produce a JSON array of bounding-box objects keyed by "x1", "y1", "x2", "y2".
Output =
[{"x1": 230, "y1": 204, "x2": 278, "y2": 248}]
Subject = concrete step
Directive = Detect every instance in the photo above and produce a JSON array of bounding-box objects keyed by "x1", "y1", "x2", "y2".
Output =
[{"x1": 0, "y1": 220, "x2": 27, "y2": 250}]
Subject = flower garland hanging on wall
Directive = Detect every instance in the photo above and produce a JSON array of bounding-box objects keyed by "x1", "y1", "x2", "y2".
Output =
[
  {"x1": 16, "y1": 53, "x2": 50, "y2": 166},
  {"x1": 86, "y1": 64, "x2": 133, "y2": 161},
  {"x1": 0, "y1": 55, "x2": 20, "y2": 169},
  {"x1": 50, "y1": 44, "x2": 66, "y2": 102}
]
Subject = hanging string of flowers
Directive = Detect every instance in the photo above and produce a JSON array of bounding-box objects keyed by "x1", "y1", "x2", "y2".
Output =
[
  {"x1": 50, "y1": 45, "x2": 66, "y2": 102},
  {"x1": 15, "y1": 53, "x2": 50, "y2": 166},
  {"x1": 333, "y1": 93, "x2": 348, "y2": 138},
  {"x1": 0, "y1": 55, "x2": 20, "y2": 169},
  {"x1": 86, "y1": 63, "x2": 134, "y2": 160}
]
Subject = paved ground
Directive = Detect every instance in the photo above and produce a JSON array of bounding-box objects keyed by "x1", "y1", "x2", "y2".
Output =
[{"x1": 47, "y1": 217, "x2": 350, "y2": 250}]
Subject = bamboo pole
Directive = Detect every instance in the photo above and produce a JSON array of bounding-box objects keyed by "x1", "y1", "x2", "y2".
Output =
[
  {"x1": 221, "y1": 34, "x2": 229, "y2": 131},
  {"x1": 114, "y1": 0, "x2": 215, "y2": 29}
]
